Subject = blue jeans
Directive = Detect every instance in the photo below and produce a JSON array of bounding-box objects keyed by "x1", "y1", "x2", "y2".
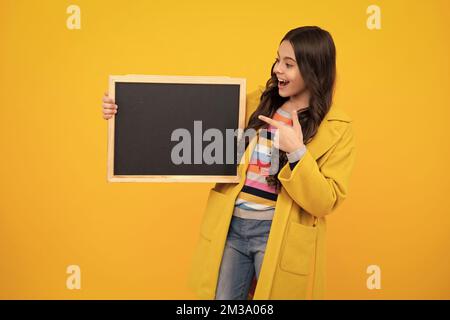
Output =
[{"x1": 215, "y1": 215, "x2": 273, "y2": 300}]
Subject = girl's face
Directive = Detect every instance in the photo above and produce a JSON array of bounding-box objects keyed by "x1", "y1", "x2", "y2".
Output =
[{"x1": 274, "y1": 40, "x2": 308, "y2": 99}]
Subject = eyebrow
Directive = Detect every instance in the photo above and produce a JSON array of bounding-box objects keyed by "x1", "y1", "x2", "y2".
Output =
[{"x1": 277, "y1": 51, "x2": 296, "y2": 62}]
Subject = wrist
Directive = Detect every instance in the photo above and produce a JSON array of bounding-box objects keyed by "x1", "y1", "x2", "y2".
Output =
[
  {"x1": 286, "y1": 144, "x2": 307, "y2": 163},
  {"x1": 286, "y1": 143, "x2": 305, "y2": 155}
]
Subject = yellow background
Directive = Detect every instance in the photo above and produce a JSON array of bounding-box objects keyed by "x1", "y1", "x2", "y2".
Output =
[{"x1": 0, "y1": 0, "x2": 449, "y2": 299}]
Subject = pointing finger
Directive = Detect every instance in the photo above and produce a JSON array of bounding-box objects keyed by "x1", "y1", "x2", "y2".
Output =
[{"x1": 258, "y1": 115, "x2": 280, "y2": 128}]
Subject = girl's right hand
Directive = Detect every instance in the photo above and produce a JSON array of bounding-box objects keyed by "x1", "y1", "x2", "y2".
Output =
[{"x1": 102, "y1": 91, "x2": 118, "y2": 120}]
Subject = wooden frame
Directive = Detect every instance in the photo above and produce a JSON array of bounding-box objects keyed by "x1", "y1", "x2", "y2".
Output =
[{"x1": 107, "y1": 74, "x2": 247, "y2": 183}]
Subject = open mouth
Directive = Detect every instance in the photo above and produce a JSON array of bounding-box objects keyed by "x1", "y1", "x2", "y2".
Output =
[{"x1": 278, "y1": 79, "x2": 289, "y2": 88}]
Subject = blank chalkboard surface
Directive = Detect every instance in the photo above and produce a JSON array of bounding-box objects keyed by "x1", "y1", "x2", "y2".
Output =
[{"x1": 107, "y1": 75, "x2": 246, "y2": 182}]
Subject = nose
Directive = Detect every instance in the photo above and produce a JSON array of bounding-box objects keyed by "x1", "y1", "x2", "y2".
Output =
[{"x1": 273, "y1": 63, "x2": 283, "y2": 76}]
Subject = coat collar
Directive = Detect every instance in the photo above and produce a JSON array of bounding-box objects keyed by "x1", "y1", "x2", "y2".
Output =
[{"x1": 306, "y1": 105, "x2": 352, "y2": 160}]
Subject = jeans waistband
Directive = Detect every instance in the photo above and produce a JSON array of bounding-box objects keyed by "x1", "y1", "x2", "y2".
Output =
[{"x1": 232, "y1": 206, "x2": 275, "y2": 220}]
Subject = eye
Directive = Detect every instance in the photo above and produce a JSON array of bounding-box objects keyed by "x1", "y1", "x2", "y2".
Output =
[{"x1": 275, "y1": 58, "x2": 293, "y2": 68}]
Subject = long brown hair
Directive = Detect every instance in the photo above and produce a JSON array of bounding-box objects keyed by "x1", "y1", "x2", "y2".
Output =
[{"x1": 242, "y1": 26, "x2": 337, "y2": 192}]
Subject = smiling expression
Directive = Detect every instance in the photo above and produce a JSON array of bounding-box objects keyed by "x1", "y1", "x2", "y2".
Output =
[{"x1": 273, "y1": 40, "x2": 308, "y2": 99}]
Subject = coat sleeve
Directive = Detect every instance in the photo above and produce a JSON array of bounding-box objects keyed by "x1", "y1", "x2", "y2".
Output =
[{"x1": 278, "y1": 122, "x2": 356, "y2": 218}]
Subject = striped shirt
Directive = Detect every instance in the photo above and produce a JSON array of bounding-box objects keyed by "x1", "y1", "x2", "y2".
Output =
[{"x1": 233, "y1": 107, "x2": 307, "y2": 219}]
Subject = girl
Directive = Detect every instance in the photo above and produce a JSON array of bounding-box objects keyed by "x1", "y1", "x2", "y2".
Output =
[{"x1": 102, "y1": 26, "x2": 356, "y2": 300}]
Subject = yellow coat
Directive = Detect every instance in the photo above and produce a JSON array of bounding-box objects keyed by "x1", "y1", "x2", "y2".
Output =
[{"x1": 187, "y1": 85, "x2": 356, "y2": 299}]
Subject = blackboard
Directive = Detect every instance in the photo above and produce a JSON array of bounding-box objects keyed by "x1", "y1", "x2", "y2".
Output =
[{"x1": 107, "y1": 75, "x2": 247, "y2": 182}]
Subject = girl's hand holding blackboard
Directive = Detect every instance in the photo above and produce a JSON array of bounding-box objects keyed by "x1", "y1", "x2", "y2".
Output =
[
  {"x1": 258, "y1": 110, "x2": 305, "y2": 154},
  {"x1": 102, "y1": 91, "x2": 118, "y2": 120}
]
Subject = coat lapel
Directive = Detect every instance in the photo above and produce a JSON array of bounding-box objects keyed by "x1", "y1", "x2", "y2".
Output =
[
  {"x1": 305, "y1": 113, "x2": 340, "y2": 160},
  {"x1": 305, "y1": 104, "x2": 353, "y2": 160}
]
